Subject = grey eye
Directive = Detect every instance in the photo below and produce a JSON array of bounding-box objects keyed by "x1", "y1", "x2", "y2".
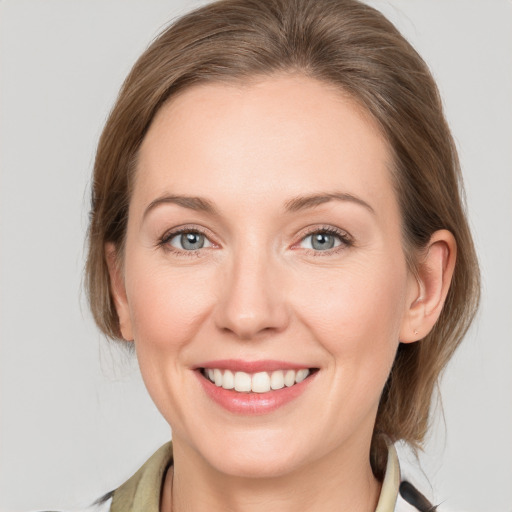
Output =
[
  {"x1": 169, "y1": 231, "x2": 211, "y2": 250},
  {"x1": 301, "y1": 232, "x2": 342, "y2": 251}
]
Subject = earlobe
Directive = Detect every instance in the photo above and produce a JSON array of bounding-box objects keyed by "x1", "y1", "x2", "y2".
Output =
[
  {"x1": 400, "y1": 230, "x2": 457, "y2": 343},
  {"x1": 105, "y1": 243, "x2": 134, "y2": 342}
]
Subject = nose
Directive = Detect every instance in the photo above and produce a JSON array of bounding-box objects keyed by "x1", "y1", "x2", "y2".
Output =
[{"x1": 214, "y1": 246, "x2": 290, "y2": 340}]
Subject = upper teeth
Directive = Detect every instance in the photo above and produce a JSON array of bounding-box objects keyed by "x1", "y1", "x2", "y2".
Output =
[{"x1": 204, "y1": 368, "x2": 310, "y2": 393}]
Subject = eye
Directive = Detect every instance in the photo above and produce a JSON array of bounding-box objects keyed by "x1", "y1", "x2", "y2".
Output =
[
  {"x1": 167, "y1": 230, "x2": 212, "y2": 251},
  {"x1": 298, "y1": 228, "x2": 350, "y2": 252}
]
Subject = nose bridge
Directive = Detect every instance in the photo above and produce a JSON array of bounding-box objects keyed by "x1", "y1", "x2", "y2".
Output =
[{"x1": 215, "y1": 238, "x2": 288, "y2": 339}]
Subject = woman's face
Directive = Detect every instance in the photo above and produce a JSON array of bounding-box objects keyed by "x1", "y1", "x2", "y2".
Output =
[{"x1": 113, "y1": 75, "x2": 418, "y2": 477}]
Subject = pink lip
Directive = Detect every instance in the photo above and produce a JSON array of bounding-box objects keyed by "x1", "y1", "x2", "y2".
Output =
[
  {"x1": 194, "y1": 364, "x2": 317, "y2": 415},
  {"x1": 196, "y1": 359, "x2": 311, "y2": 373}
]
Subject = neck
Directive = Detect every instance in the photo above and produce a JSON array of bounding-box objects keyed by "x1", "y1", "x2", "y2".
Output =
[{"x1": 164, "y1": 435, "x2": 381, "y2": 512}]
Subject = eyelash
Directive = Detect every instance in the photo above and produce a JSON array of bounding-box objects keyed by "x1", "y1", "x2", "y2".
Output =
[
  {"x1": 157, "y1": 225, "x2": 353, "y2": 257},
  {"x1": 296, "y1": 225, "x2": 354, "y2": 256},
  {"x1": 158, "y1": 226, "x2": 214, "y2": 257}
]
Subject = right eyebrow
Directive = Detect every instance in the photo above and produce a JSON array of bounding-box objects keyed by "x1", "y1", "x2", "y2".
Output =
[{"x1": 143, "y1": 195, "x2": 218, "y2": 219}]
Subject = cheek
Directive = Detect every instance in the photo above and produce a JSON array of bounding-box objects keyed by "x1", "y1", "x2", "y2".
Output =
[
  {"x1": 292, "y1": 257, "x2": 408, "y2": 373},
  {"x1": 124, "y1": 254, "x2": 216, "y2": 354},
  {"x1": 122, "y1": 253, "x2": 219, "y2": 426}
]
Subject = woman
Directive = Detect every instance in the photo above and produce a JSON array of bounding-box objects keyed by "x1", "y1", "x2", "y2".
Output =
[{"x1": 84, "y1": 0, "x2": 480, "y2": 510}]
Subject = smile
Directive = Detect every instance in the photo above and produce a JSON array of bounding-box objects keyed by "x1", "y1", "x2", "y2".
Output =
[
  {"x1": 195, "y1": 361, "x2": 318, "y2": 414},
  {"x1": 201, "y1": 368, "x2": 311, "y2": 393}
]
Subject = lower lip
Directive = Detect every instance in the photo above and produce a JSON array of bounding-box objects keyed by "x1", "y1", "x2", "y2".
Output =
[{"x1": 196, "y1": 370, "x2": 317, "y2": 415}]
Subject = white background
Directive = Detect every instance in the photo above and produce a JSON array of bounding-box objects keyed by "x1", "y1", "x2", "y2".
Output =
[{"x1": 1, "y1": 1, "x2": 511, "y2": 511}]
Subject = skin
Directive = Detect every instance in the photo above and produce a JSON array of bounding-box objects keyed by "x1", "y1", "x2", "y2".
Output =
[{"x1": 107, "y1": 74, "x2": 456, "y2": 512}]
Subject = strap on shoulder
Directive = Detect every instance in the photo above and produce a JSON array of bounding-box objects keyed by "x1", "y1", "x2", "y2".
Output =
[{"x1": 399, "y1": 481, "x2": 437, "y2": 512}]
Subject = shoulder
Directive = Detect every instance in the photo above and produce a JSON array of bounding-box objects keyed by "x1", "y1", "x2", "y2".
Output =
[{"x1": 108, "y1": 442, "x2": 173, "y2": 512}]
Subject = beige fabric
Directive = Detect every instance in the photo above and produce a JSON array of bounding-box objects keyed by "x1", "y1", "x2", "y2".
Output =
[
  {"x1": 110, "y1": 441, "x2": 400, "y2": 512},
  {"x1": 110, "y1": 442, "x2": 173, "y2": 512},
  {"x1": 375, "y1": 441, "x2": 401, "y2": 512}
]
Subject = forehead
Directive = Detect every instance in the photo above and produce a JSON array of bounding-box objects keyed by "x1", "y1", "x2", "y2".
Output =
[{"x1": 135, "y1": 74, "x2": 395, "y2": 217}]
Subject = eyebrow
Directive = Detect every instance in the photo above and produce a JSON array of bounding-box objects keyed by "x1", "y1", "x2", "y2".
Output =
[
  {"x1": 143, "y1": 195, "x2": 218, "y2": 219},
  {"x1": 143, "y1": 190, "x2": 375, "y2": 219},
  {"x1": 284, "y1": 192, "x2": 375, "y2": 214}
]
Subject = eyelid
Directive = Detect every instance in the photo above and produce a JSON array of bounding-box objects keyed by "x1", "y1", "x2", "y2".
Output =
[
  {"x1": 158, "y1": 224, "x2": 219, "y2": 253},
  {"x1": 156, "y1": 223, "x2": 353, "y2": 255},
  {"x1": 291, "y1": 225, "x2": 354, "y2": 252},
  {"x1": 169, "y1": 231, "x2": 213, "y2": 250}
]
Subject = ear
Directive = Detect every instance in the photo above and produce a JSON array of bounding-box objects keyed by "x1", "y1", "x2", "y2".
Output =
[
  {"x1": 105, "y1": 242, "x2": 134, "y2": 342},
  {"x1": 399, "y1": 229, "x2": 457, "y2": 343}
]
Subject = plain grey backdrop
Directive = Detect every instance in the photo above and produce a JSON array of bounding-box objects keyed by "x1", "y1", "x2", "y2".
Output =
[{"x1": 1, "y1": 1, "x2": 511, "y2": 511}]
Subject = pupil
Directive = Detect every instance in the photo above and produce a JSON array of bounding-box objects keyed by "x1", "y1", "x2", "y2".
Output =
[
  {"x1": 312, "y1": 233, "x2": 334, "y2": 250},
  {"x1": 181, "y1": 232, "x2": 204, "y2": 250}
]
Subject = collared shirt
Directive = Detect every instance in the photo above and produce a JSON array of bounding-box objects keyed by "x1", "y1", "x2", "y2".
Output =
[{"x1": 100, "y1": 441, "x2": 419, "y2": 512}]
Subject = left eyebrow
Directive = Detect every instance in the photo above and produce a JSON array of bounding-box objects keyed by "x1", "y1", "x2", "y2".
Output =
[{"x1": 284, "y1": 192, "x2": 375, "y2": 214}]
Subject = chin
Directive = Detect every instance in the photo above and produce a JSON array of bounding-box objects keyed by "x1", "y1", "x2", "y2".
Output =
[
  {"x1": 213, "y1": 449, "x2": 302, "y2": 479},
  {"x1": 197, "y1": 430, "x2": 306, "y2": 479}
]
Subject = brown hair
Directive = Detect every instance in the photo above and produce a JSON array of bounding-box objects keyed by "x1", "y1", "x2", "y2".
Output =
[{"x1": 85, "y1": 0, "x2": 480, "y2": 477}]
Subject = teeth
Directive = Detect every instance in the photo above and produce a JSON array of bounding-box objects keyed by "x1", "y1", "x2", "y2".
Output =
[
  {"x1": 214, "y1": 369, "x2": 223, "y2": 387},
  {"x1": 222, "y1": 370, "x2": 235, "y2": 389},
  {"x1": 295, "y1": 369, "x2": 309, "y2": 383},
  {"x1": 203, "y1": 368, "x2": 311, "y2": 393},
  {"x1": 234, "y1": 371, "x2": 252, "y2": 392},
  {"x1": 270, "y1": 370, "x2": 284, "y2": 390},
  {"x1": 252, "y1": 372, "x2": 270, "y2": 393},
  {"x1": 284, "y1": 369, "x2": 296, "y2": 387}
]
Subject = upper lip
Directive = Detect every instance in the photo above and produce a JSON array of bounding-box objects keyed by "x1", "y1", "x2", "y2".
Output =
[{"x1": 195, "y1": 359, "x2": 313, "y2": 373}]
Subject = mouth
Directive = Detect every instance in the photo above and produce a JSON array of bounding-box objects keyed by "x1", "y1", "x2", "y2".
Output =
[
  {"x1": 200, "y1": 367, "x2": 317, "y2": 393},
  {"x1": 194, "y1": 361, "x2": 319, "y2": 414}
]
